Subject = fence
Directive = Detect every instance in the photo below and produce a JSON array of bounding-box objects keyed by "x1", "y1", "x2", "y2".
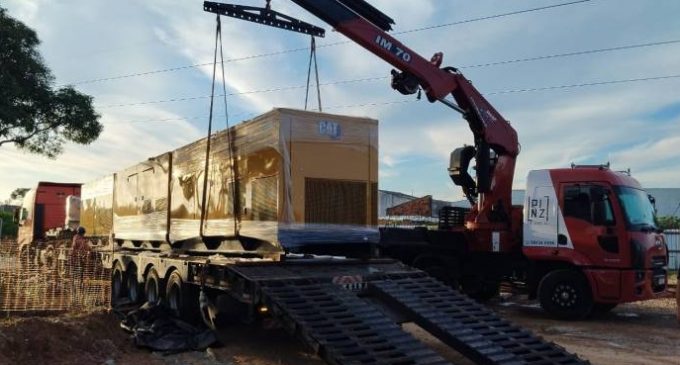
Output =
[
  {"x1": 665, "y1": 229, "x2": 679, "y2": 271},
  {"x1": 0, "y1": 244, "x2": 110, "y2": 313}
]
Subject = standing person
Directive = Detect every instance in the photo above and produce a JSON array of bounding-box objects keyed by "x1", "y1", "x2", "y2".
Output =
[
  {"x1": 72, "y1": 226, "x2": 91, "y2": 254},
  {"x1": 71, "y1": 226, "x2": 92, "y2": 305}
]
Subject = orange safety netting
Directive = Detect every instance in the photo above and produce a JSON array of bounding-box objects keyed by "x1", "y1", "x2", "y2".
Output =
[{"x1": 0, "y1": 243, "x2": 110, "y2": 313}]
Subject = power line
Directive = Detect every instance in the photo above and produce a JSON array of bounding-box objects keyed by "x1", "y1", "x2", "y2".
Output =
[
  {"x1": 94, "y1": 37, "x2": 680, "y2": 108},
  {"x1": 396, "y1": 0, "x2": 593, "y2": 34},
  {"x1": 111, "y1": 73, "x2": 680, "y2": 123},
  {"x1": 65, "y1": 0, "x2": 594, "y2": 86},
  {"x1": 97, "y1": 76, "x2": 387, "y2": 108},
  {"x1": 98, "y1": 72, "x2": 680, "y2": 109},
  {"x1": 486, "y1": 74, "x2": 680, "y2": 95},
  {"x1": 460, "y1": 39, "x2": 680, "y2": 69},
  {"x1": 73, "y1": 37, "x2": 680, "y2": 90},
  {"x1": 67, "y1": 47, "x2": 309, "y2": 86},
  {"x1": 78, "y1": 37, "x2": 680, "y2": 87}
]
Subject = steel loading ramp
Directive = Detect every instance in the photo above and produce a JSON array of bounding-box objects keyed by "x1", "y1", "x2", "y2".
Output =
[
  {"x1": 230, "y1": 261, "x2": 588, "y2": 365},
  {"x1": 369, "y1": 276, "x2": 590, "y2": 365},
  {"x1": 262, "y1": 281, "x2": 452, "y2": 365}
]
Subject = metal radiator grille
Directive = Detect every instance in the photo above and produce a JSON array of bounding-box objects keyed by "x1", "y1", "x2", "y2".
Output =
[{"x1": 305, "y1": 178, "x2": 367, "y2": 225}]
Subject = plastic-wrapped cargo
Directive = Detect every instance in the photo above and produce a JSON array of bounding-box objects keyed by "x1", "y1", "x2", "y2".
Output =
[
  {"x1": 93, "y1": 108, "x2": 378, "y2": 254},
  {"x1": 80, "y1": 175, "x2": 114, "y2": 239}
]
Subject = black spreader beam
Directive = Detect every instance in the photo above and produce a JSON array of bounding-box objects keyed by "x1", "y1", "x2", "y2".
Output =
[{"x1": 204, "y1": 1, "x2": 325, "y2": 37}]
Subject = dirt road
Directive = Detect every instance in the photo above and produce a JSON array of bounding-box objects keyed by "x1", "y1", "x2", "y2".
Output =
[
  {"x1": 493, "y1": 296, "x2": 680, "y2": 365},
  {"x1": 1, "y1": 296, "x2": 678, "y2": 365}
]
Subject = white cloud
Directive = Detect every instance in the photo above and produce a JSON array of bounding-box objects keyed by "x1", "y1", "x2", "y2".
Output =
[{"x1": 2, "y1": 0, "x2": 680, "y2": 203}]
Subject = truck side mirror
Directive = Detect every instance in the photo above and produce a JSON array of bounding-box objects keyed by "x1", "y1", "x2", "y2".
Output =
[
  {"x1": 648, "y1": 194, "x2": 657, "y2": 213},
  {"x1": 13, "y1": 208, "x2": 19, "y2": 224}
]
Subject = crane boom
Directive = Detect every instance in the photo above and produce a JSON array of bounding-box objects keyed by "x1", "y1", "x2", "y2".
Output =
[{"x1": 204, "y1": 0, "x2": 521, "y2": 245}]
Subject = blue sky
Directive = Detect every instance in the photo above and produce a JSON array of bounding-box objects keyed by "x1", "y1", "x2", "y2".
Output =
[{"x1": 2, "y1": 0, "x2": 680, "y2": 202}]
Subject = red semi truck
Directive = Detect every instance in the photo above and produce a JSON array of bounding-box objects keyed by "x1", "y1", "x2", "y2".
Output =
[{"x1": 15, "y1": 182, "x2": 81, "y2": 250}]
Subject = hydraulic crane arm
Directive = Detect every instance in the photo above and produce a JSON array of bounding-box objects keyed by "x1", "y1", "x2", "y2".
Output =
[{"x1": 204, "y1": 0, "x2": 520, "y2": 231}]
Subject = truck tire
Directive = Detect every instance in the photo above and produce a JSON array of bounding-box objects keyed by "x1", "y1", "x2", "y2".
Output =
[
  {"x1": 538, "y1": 269, "x2": 593, "y2": 320},
  {"x1": 111, "y1": 263, "x2": 125, "y2": 304},
  {"x1": 165, "y1": 270, "x2": 199, "y2": 320},
  {"x1": 127, "y1": 265, "x2": 142, "y2": 304},
  {"x1": 145, "y1": 269, "x2": 162, "y2": 305},
  {"x1": 461, "y1": 275, "x2": 500, "y2": 301}
]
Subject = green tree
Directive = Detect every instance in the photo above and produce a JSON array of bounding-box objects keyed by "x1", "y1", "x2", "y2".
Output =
[
  {"x1": 658, "y1": 216, "x2": 680, "y2": 230},
  {"x1": 10, "y1": 187, "x2": 29, "y2": 201},
  {"x1": 0, "y1": 7, "x2": 102, "y2": 158},
  {"x1": 0, "y1": 211, "x2": 18, "y2": 238}
]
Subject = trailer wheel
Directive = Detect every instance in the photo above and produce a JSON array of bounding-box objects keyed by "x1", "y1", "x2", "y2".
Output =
[
  {"x1": 165, "y1": 271, "x2": 198, "y2": 319},
  {"x1": 127, "y1": 265, "x2": 141, "y2": 304},
  {"x1": 538, "y1": 269, "x2": 593, "y2": 320},
  {"x1": 111, "y1": 263, "x2": 125, "y2": 304},
  {"x1": 145, "y1": 269, "x2": 162, "y2": 305}
]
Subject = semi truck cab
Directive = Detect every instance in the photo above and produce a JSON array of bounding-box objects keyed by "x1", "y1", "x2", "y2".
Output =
[{"x1": 524, "y1": 165, "x2": 668, "y2": 316}]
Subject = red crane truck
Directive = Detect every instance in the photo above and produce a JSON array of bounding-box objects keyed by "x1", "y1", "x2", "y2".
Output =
[{"x1": 265, "y1": 0, "x2": 669, "y2": 319}]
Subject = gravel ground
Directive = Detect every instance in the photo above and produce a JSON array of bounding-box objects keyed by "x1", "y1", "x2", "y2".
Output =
[
  {"x1": 492, "y1": 295, "x2": 679, "y2": 365},
  {"x1": 1, "y1": 291, "x2": 677, "y2": 365}
]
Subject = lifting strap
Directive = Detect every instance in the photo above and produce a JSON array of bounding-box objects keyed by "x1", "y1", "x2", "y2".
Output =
[
  {"x1": 201, "y1": 14, "x2": 241, "y2": 238},
  {"x1": 199, "y1": 14, "x2": 221, "y2": 238},
  {"x1": 304, "y1": 36, "x2": 322, "y2": 112},
  {"x1": 216, "y1": 16, "x2": 241, "y2": 236}
]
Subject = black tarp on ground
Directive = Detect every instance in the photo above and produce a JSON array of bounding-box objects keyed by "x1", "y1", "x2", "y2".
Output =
[{"x1": 118, "y1": 302, "x2": 217, "y2": 353}]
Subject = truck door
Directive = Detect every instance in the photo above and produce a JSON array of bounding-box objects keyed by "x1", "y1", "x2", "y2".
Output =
[{"x1": 561, "y1": 184, "x2": 621, "y2": 265}]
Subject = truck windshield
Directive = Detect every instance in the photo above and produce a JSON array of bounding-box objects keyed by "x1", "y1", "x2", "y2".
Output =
[{"x1": 615, "y1": 186, "x2": 657, "y2": 231}]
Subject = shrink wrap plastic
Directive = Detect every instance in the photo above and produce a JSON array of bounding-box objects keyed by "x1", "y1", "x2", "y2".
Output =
[
  {"x1": 64, "y1": 195, "x2": 81, "y2": 229},
  {"x1": 83, "y1": 108, "x2": 378, "y2": 253},
  {"x1": 81, "y1": 175, "x2": 114, "y2": 237}
]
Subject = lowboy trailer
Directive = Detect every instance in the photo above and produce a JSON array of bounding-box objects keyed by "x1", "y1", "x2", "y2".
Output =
[{"x1": 106, "y1": 251, "x2": 589, "y2": 365}]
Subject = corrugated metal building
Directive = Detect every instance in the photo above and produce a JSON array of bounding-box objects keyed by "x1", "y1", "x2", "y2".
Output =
[{"x1": 379, "y1": 190, "x2": 454, "y2": 218}]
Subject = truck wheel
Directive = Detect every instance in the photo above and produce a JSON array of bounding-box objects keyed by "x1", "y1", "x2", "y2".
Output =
[
  {"x1": 165, "y1": 271, "x2": 198, "y2": 319},
  {"x1": 127, "y1": 266, "x2": 141, "y2": 304},
  {"x1": 538, "y1": 269, "x2": 593, "y2": 320},
  {"x1": 111, "y1": 263, "x2": 125, "y2": 304},
  {"x1": 461, "y1": 276, "x2": 500, "y2": 301},
  {"x1": 145, "y1": 269, "x2": 162, "y2": 305}
]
